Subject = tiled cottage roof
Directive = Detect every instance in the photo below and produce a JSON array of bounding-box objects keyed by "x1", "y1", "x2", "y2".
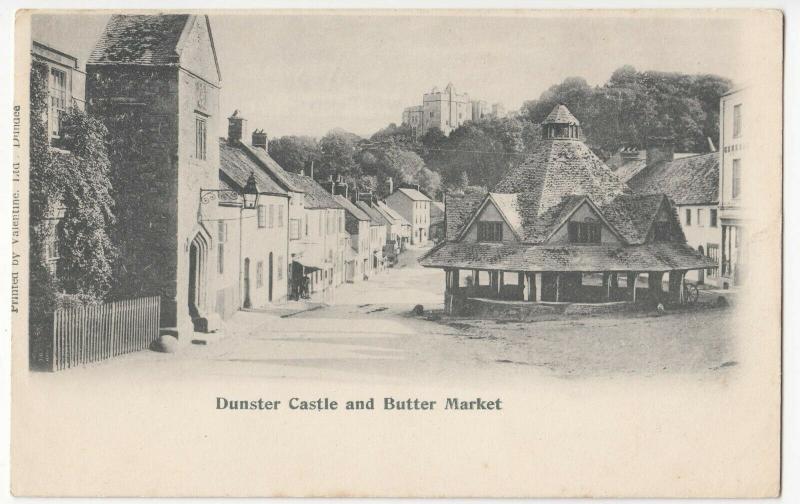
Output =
[
  {"x1": 219, "y1": 140, "x2": 287, "y2": 196},
  {"x1": 238, "y1": 142, "x2": 302, "y2": 193},
  {"x1": 333, "y1": 195, "x2": 370, "y2": 221},
  {"x1": 542, "y1": 104, "x2": 580, "y2": 125},
  {"x1": 283, "y1": 172, "x2": 341, "y2": 209},
  {"x1": 614, "y1": 157, "x2": 648, "y2": 183},
  {"x1": 376, "y1": 201, "x2": 409, "y2": 225},
  {"x1": 88, "y1": 15, "x2": 190, "y2": 65},
  {"x1": 627, "y1": 152, "x2": 719, "y2": 205},
  {"x1": 493, "y1": 139, "x2": 629, "y2": 215},
  {"x1": 394, "y1": 187, "x2": 431, "y2": 201},
  {"x1": 356, "y1": 201, "x2": 392, "y2": 227},
  {"x1": 444, "y1": 191, "x2": 486, "y2": 240},
  {"x1": 419, "y1": 241, "x2": 715, "y2": 273}
]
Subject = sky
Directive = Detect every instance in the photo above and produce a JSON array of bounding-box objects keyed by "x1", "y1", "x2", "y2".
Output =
[{"x1": 31, "y1": 11, "x2": 748, "y2": 138}]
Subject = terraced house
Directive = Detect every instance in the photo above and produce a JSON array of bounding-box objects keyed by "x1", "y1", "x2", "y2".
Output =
[
  {"x1": 628, "y1": 152, "x2": 720, "y2": 285},
  {"x1": 420, "y1": 104, "x2": 716, "y2": 317}
]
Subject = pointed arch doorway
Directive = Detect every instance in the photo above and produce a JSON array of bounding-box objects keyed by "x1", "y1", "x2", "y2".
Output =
[{"x1": 188, "y1": 232, "x2": 209, "y2": 321}]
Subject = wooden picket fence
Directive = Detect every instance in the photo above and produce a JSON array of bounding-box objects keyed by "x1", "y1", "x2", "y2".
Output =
[{"x1": 42, "y1": 296, "x2": 160, "y2": 371}]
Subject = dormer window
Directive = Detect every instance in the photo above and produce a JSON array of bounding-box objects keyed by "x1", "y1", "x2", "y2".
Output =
[
  {"x1": 477, "y1": 221, "x2": 503, "y2": 242},
  {"x1": 568, "y1": 221, "x2": 601, "y2": 243}
]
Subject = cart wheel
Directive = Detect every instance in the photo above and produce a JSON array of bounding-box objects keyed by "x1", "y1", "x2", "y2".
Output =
[{"x1": 684, "y1": 284, "x2": 699, "y2": 305}]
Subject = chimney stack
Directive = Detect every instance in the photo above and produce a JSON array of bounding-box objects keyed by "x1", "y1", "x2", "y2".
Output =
[
  {"x1": 387, "y1": 177, "x2": 393, "y2": 195},
  {"x1": 228, "y1": 110, "x2": 247, "y2": 145},
  {"x1": 707, "y1": 137, "x2": 717, "y2": 152},
  {"x1": 328, "y1": 175, "x2": 335, "y2": 195},
  {"x1": 252, "y1": 129, "x2": 268, "y2": 151}
]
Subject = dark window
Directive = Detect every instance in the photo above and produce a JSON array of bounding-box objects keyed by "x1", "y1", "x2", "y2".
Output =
[
  {"x1": 195, "y1": 117, "x2": 207, "y2": 160},
  {"x1": 710, "y1": 209, "x2": 718, "y2": 227},
  {"x1": 49, "y1": 67, "x2": 67, "y2": 139},
  {"x1": 568, "y1": 221, "x2": 601, "y2": 243},
  {"x1": 477, "y1": 221, "x2": 503, "y2": 242},
  {"x1": 257, "y1": 205, "x2": 266, "y2": 228},
  {"x1": 685, "y1": 209, "x2": 692, "y2": 226},
  {"x1": 653, "y1": 221, "x2": 672, "y2": 242},
  {"x1": 289, "y1": 219, "x2": 301, "y2": 240},
  {"x1": 732, "y1": 159, "x2": 742, "y2": 199},
  {"x1": 733, "y1": 104, "x2": 742, "y2": 138}
]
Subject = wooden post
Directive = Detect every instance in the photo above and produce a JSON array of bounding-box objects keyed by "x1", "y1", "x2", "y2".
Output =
[
  {"x1": 535, "y1": 273, "x2": 542, "y2": 302},
  {"x1": 680, "y1": 271, "x2": 686, "y2": 304},
  {"x1": 474, "y1": 270, "x2": 480, "y2": 286},
  {"x1": 627, "y1": 272, "x2": 638, "y2": 302},
  {"x1": 556, "y1": 273, "x2": 561, "y2": 302},
  {"x1": 518, "y1": 272, "x2": 525, "y2": 300}
]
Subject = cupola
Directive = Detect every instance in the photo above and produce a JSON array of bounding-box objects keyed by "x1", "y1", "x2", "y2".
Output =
[{"x1": 541, "y1": 103, "x2": 581, "y2": 140}]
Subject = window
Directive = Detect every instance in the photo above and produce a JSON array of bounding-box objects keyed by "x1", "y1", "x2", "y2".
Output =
[
  {"x1": 732, "y1": 159, "x2": 742, "y2": 199},
  {"x1": 685, "y1": 209, "x2": 692, "y2": 226},
  {"x1": 195, "y1": 117, "x2": 207, "y2": 160},
  {"x1": 268, "y1": 204, "x2": 275, "y2": 228},
  {"x1": 477, "y1": 221, "x2": 503, "y2": 242},
  {"x1": 45, "y1": 237, "x2": 59, "y2": 261},
  {"x1": 217, "y1": 243, "x2": 225, "y2": 274},
  {"x1": 49, "y1": 67, "x2": 67, "y2": 139},
  {"x1": 257, "y1": 205, "x2": 266, "y2": 228},
  {"x1": 289, "y1": 219, "x2": 301, "y2": 240},
  {"x1": 653, "y1": 221, "x2": 672, "y2": 242},
  {"x1": 277, "y1": 206, "x2": 283, "y2": 227},
  {"x1": 568, "y1": 221, "x2": 601, "y2": 243},
  {"x1": 217, "y1": 220, "x2": 227, "y2": 243},
  {"x1": 706, "y1": 243, "x2": 719, "y2": 277},
  {"x1": 697, "y1": 209, "x2": 705, "y2": 227},
  {"x1": 733, "y1": 104, "x2": 742, "y2": 138},
  {"x1": 277, "y1": 256, "x2": 284, "y2": 280},
  {"x1": 710, "y1": 209, "x2": 718, "y2": 227},
  {"x1": 256, "y1": 261, "x2": 264, "y2": 288}
]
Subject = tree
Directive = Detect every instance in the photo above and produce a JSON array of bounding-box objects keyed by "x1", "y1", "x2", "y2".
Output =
[
  {"x1": 318, "y1": 128, "x2": 361, "y2": 182},
  {"x1": 267, "y1": 135, "x2": 320, "y2": 174},
  {"x1": 414, "y1": 167, "x2": 442, "y2": 200},
  {"x1": 29, "y1": 60, "x2": 117, "y2": 366}
]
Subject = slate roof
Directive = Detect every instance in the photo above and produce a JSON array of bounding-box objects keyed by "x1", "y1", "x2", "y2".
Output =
[
  {"x1": 376, "y1": 201, "x2": 409, "y2": 225},
  {"x1": 333, "y1": 195, "x2": 370, "y2": 221},
  {"x1": 627, "y1": 152, "x2": 719, "y2": 205},
  {"x1": 453, "y1": 192, "x2": 669, "y2": 246},
  {"x1": 218, "y1": 139, "x2": 287, "y2": 196},
  {"x1": 355, "y1": 201, "x2": 391, "y2": 227},
  {"x1": 542, "y1": 104, "x2": 580, "y2": 125},
  {"x1": 614, "y1": 157, "x2": 648, "y2": 183},
  {"x1": 238, "y1": 142, "x2": 302, "y2": 193},
  {"x1": 419, "y1": 241, "x2": 715, "y2": 272},
  {"x1": 444, "y1": 191, "x2": 486, "y2": 240},
  {"x1": 283, "y1": 172, "x2": 341, "y2": 209},
  {"x1": 493, "y1": 139, "x2": 629, "y2": 215},
  {"x1": 394, "y1": 187, "x2": 431, "y2": 201},
  {"x1": 88, "y1": 15, "x2": 191, "y2": 66}
]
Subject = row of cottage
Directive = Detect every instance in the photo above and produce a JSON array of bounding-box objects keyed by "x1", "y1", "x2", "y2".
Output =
[{"x1": 32, "y1": 14, "x2": 438, "y2": 338}]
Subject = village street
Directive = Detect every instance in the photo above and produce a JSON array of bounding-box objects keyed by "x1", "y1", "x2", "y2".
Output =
[{"x1": 33, "y1": 247, "x2": 740, "y2": 387}]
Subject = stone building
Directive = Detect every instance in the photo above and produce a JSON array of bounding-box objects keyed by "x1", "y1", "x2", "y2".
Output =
[
  {"x1": 32, "y1": 41, "x2": 86, "y2": 145},
  {"x1": 355, "y1": 198, "x2": 389, "y2": 274},
  {"x1": 282, "y1": 171, "x2": 346, "y2": 299},
  {"x1": 628, "y1": 152, "x2": 720, "y2": 285},
  {"x1": 420, "y1": 104, "x2": 715, "y2": 317},
  {"x1": 87, "y1": 14, "x2": 224, "y2": 336},
  {"x1": 403, "y1": 83, "x2": 486, "y2": 138},
  {"x1": 216, "y1": 118, "x2": 291, "y2": 316},
  {"x1": 333, "y1": 195, "x2": 372, "y2": 282},
  {"x1": 718, "y1": 87, "x2": 748, "y2": 288},
  {"x1": 385, "y1": 187, "x2": 431, "y2": 245}
]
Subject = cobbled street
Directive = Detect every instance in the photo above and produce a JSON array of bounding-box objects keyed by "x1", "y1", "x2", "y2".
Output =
[{"x1": 33, "y1": 247, "x2": 740, "y2": 387}]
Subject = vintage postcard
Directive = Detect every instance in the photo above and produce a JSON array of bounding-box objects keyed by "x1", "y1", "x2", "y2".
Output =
[{"x1": 10, "y1": 8, "x2": 783, "y2": 497}]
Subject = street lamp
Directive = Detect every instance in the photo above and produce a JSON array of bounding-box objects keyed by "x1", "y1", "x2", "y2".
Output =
[{"x1": 241, "y1": 172, "x2": 260, "y2": 210}]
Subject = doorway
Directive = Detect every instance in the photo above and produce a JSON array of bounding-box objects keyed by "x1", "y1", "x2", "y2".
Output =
[
  {"x1": 268, "y1": 252, "x2": 274, "y2": 302},
  {"x1": 243, "y1": 257, "x2": 251, "y2": 308},
  {"x1": 188, "y1": 232, "x2": 208, "y2": 320}
]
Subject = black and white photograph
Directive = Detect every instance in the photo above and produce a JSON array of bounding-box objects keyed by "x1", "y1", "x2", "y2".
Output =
[{"x1": 8, "y1": 7, "x2": 784, "y2": 498}]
